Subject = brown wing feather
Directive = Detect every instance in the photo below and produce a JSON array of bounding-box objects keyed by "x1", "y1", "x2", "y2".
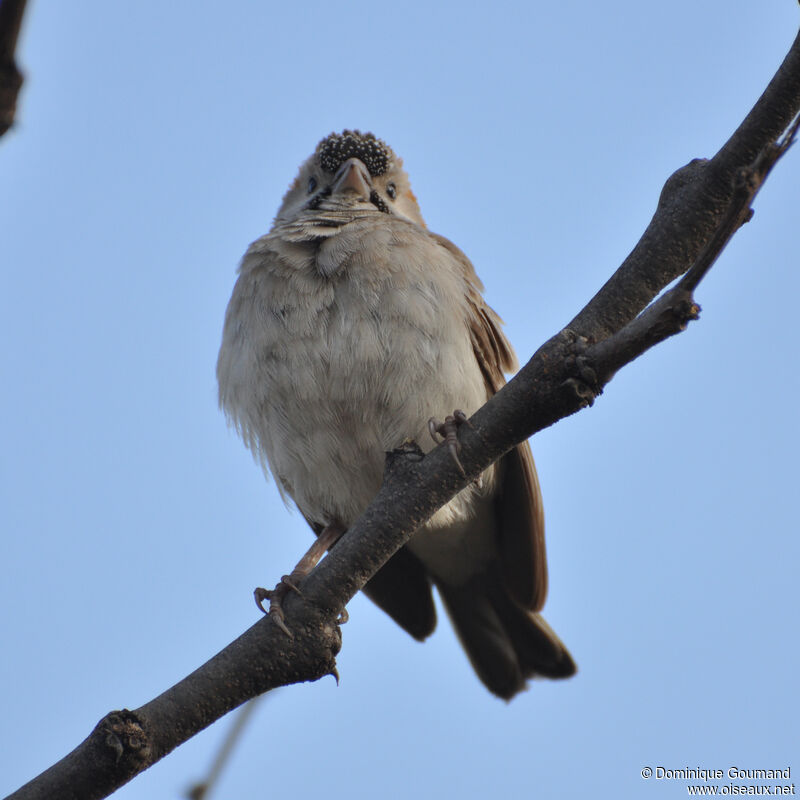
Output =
[
  {"x1": 361, "y1": 547, "x2": 437, "y2": 641},
  {"x1": 304, "y1": 516, "x2": 437, "y2": 641},
  {"x1": 431, "y1": 233, "x2": 548, "y2": 612},
  {"x1": 496, "y1": 441, "x2": 547, "y2": 610}
]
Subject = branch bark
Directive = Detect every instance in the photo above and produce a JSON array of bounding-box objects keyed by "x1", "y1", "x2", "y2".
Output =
[{"x1": 7, "y1": 26, "x2": 800, "y2": 800}]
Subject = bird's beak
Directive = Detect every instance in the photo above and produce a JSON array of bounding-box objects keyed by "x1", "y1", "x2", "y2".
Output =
[{"x1": 332, "y1": 157, "x2": 372, "y2": 199}]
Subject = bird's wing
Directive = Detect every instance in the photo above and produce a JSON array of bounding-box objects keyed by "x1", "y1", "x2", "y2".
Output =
[
  {"x1": 361, "y1": 547, "x2": 437, "y2": 640},
  {"x1": 303, "y1": 516, "x2": 437, "y2": 641},
  {"x1": 431, "y1": 233, "x2": 548, "y2": 612}
]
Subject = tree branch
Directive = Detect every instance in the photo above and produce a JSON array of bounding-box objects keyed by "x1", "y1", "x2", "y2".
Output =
[
  {"x1": 590, "y1": 112, "x2": 800, "y2": 382},
  {"x1": 7, "y1": 26, "x2": 800, "y2": 800},
  {"x1": 569, "y1": 27, "x2": 800, "y2": 342},
  {"x1": 0, "y1": 0, "x2": 28, "y2": 138}
]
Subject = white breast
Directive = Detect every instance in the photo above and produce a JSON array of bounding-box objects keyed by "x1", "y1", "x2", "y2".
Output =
[{"x1": 217, "y1": 215, "x2": 497, "y2": 577}]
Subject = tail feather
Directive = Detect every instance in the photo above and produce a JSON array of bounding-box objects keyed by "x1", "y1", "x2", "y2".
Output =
[{"x1": 437, "y1": 569, "x2": 575, "y2": 700}]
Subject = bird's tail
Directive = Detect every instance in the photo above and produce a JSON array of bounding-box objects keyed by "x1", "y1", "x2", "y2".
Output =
[{"x1": 436, "y1": 568, "x2": 575, "y2": 700}]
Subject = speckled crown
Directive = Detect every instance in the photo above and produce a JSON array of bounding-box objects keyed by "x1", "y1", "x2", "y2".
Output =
[{"x1": 316, "y1": 130, "x2": 392, "y2": 176}]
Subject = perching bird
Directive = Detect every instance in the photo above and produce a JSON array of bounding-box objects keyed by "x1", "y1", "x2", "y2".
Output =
[{"x1": 217, "y1": 130, "x2": 575, "y2": 699}]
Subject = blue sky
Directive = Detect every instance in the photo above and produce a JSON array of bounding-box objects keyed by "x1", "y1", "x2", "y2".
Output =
[{"x1": 2, "y1": 2, "x2": 798, "y2": 798}]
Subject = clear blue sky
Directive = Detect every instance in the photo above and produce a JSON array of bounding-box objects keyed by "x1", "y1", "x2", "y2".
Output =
[{"x1": 2, "y1": 2, "x2": 798, "y2": 798}]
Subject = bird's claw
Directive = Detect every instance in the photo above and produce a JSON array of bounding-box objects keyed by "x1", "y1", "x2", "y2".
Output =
[
  {"x1": 253, "y1": 522, "x2": 347, "y2": 638},
  {"x1": 428, "y1": 410, "x2": 471, "y2": 476},
  {"x1": 270, "y1": 607, "x2": 293, "y2": 638},
  {"x1": 254, "y1": 585, "x2": 271, "y2": 614},
  {"x1": 254, "y1": 575, "x2": 304, "y2": 638}
]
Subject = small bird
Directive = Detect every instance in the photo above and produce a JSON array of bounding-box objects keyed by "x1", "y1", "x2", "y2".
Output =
[{"x1": 217, "y1": 130, "x2": 575, "y2": 699}]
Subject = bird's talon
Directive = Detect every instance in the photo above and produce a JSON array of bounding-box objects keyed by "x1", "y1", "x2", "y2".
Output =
[
  {"x1": 448, "y1": 442, "x2": 466, "y2": 476},
  {"x1": 254, "y1": 586, "x2": 271, "y2": 614},
  {"x1": 430, "y1": 412, "x2": 469, "y2": 474},
  {"x1": 270, "y1": 608, "x2": 293, "y2": 638},
  {"x1": 253, "y1": 523, "x2": 346, "y2": 635}
]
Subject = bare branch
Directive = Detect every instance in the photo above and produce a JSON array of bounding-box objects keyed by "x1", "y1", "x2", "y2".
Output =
[
  {"x1": 590, "y1": 112, "x2": 800, "y2": 381},
  {"x1": 186, "y1": 697, "x2": 265, "y2": 800},
  {"x1": 569, "y1": 28, "x2": 800, "y2": 342},
  {"x1": 0, "y1": 0, "x2": 28, "y2": 138}
]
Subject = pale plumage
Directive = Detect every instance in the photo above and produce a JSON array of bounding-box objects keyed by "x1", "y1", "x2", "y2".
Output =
[{"x1": 217, "y1": 131, "x2": 575, "y2": 698}]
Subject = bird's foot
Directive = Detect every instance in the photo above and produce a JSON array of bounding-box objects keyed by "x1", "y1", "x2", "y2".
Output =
[
  {"x1": 254, "y1": 578, "x2": 302, "y2": 637},
  {"x1": 254, "y1": 522, "x2": 346, "y2": 637},
  {"x1": 428, "y1": 409, "x2": 474, "y2": 476},
  {"x1": 560, "y1": 331, "x2": 601, "y2": 408}
]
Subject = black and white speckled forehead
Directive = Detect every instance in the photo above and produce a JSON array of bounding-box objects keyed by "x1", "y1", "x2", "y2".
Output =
[{"x1": 316, "y1": 130, "x2": 394, "y2": 176}]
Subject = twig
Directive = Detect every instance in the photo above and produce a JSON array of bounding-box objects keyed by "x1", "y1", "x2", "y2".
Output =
[
  {"x1": 0, "y1": 0, "x2": 28, "y2": 137},
  {"x1": 186, "y1": 697, "x2": 265, "y2": 800}
]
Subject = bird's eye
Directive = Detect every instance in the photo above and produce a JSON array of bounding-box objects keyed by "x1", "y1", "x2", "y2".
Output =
[
  {"x1": 386, "y1": 182, "x2": 397, "y2": 200},
  {"x1": 307, "y1": 177, "x2": 318, "y2": 194}
]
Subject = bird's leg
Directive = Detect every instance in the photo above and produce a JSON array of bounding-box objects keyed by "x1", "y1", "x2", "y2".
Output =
[
  {"x1": 254, "y1": 521, "x2": 346, "y2": 636},
  {"x1": 428, "y1": 409, "x2": 474, "y2": 477}
]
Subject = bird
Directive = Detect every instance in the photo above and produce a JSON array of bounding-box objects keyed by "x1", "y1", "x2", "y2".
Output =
[{"x1": 216, "y1": 130, "x2": 575, "y2": 699}]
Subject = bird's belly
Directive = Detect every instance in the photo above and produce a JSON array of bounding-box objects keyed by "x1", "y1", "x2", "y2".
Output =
[{"x1": 262, "y1": 287, "x2": 491, "y2": 533}]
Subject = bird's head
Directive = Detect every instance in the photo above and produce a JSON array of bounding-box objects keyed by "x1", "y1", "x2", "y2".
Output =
[{"x1": 274, "y1": 130, "x2": 426, "y2": 228}]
